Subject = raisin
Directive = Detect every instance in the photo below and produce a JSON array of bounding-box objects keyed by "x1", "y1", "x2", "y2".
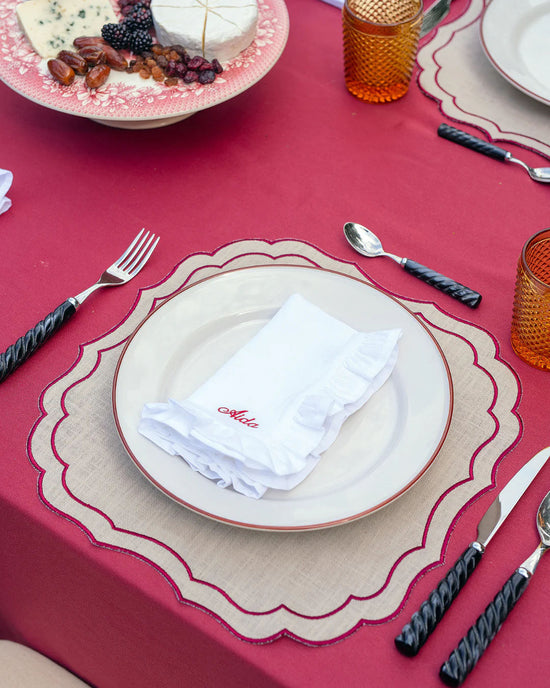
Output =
[
  {"x1": 198, "y1": 69, "x2": 215, "y2": 84},
  {"x1": 187, "y1": 55, "x2": 206, "y2": 70},
  {"x1": 183, "y1": 70, "x2": 198, "y2": 83}
]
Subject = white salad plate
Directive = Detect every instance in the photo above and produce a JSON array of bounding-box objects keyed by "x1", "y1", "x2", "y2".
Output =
[
  {"x1": 0, "y1": 0, "x2": 288, "y2": 128},
  {"x1": 113, "y1": 265, "x2": 453, "y2": 531},
  {"x1": 481, "y1": 0, "x2": 550, "y2": 106}
]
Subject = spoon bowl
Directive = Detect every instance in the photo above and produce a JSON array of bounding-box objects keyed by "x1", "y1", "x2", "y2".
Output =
[
  {"x1": 511, "y1": 157, "x2": 550, "y2": 183},
  {"x1": 343, "y1": 222, "x2": 401, "y2": 262},
  {"x1": 536, "y1": 490, "x2": 550, "y2": 546}
]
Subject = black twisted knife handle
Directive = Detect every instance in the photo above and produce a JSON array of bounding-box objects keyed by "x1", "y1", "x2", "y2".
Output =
[
  {"x1": 439, "y1": 570, "x2": 530, "y2": 687},
  {"x1": 0, "y1": 299, "x2": 76, "y2": 383},
  {"x1": 395, "y1": 544, "x2": 483, "y2": 657},
  {"x1": 403, "y1": 259, "x2": 482, "y2": 308},
  {"x1": 438, "y1": 123, "x2": 509, "y2": 161}
]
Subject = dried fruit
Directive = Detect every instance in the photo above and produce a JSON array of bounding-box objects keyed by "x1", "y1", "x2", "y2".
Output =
[
  {"x1": 85, "y1": 64, "x2": 111, "y2": 89},
  {"x1": 198, "y1": 69, "x2": 216, "y2": 84},
  {"x1": 187, "y1": 55, "x2": 206, "y2": 70},
  {"x1": 47, "y1": 58, "x2": 75, "y2": 86},
  {"x1": 102, "y1": 45, "x2": 128, "y2": 71},
  {"x1": 73, "y1": 36, "x2": 108, "y2": 49},
  {"x1": 183, "y1": 70, "x2": 199, "y2": 83},
  {"x1": 78, "y1": 46, "x2": 107, "y2": 66},
  {"x1": 57, "y1": 50, "x2": 88, "y2": 75}
]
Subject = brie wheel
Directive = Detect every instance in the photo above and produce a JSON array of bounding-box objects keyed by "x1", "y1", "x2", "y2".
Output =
[{"x1": 151, "y1": 0, "x2": 258, "y2": 63}]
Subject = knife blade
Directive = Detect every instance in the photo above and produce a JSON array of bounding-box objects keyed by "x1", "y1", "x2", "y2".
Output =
[{"x1": 394, "y1": 446, "x2": 550, "y2": 656}]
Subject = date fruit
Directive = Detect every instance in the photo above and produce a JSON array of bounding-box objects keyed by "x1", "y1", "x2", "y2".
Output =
[
  {"x1": 102, "y1": 45, "x2": 128, "y2": 71},
  {"x1": 85, "y1": 64, "x2": 111, "y2": 89},
  {"x1": 73, "y1": 36, "x2": 108, "y2": 49},
  {"x1": 57, "y1": 50, "x2": 88, "y2": 75},
  {"x1": 47, "y1": 58, "x2": 75, "y2": 86},
  {"x1": 78, "y1": 46, "x2": 107, "y2": 66}
]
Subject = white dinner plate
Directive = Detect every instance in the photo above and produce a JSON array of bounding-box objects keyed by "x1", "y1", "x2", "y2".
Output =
[
  {"x1": 0, "y1": 0, "x2": 288, "y2": 128},
  {"x1": 113, "y1": 266, "x2": 453, "y2": 530},
  {"x1": 481, "y1": 0, "x2": 550, "y2": 106}
]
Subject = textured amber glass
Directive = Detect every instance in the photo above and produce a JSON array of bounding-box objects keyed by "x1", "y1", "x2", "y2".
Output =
[
  {"x1": 511, "y1": 228, "x2": 550, "y2": 371},
  {"x1": 342, "y1": 0, "x2": 423, "y2": 103}
]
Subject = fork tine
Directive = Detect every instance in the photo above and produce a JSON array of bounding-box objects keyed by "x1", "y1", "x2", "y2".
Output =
[
  {"x1": 118, "y1": 230, "x2": 152, "y2": 272},
  {"x1": 125, "y1": 233, "x2": 156, "y2": 273},
  {"x1": 115, "y1": 228, "x2": 148, "y2": 268},
  {"x1": 128, "y1": 236, "x2": 159, "y2": 277}
]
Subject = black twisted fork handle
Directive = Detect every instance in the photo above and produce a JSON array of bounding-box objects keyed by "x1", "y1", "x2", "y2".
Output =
[
  {"x1": 0, "y1": 300, "x2": 76, "y2": 383},
  {"x1": 395, "y1": 543, "x2": 483, "y2": 656},
  {"x1": 439, "y1": 570, "x2": 530, "y2": 686}
]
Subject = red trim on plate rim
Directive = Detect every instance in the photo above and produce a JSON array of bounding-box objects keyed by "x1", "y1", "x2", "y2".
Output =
[
  {"x1": 112, "y1": 263, "x2": 454, "y2": 531},
  {"x1": 479, "y1": 0, "x2": 550, "y2": 107}
]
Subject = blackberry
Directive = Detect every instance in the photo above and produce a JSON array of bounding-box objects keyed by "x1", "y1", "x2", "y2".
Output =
[
  {"x1": 101, "y1": 22, "x2": 131, "y2": 50},
  {"x1": 124, "y1": 3, "x2": 153, "y2": 29},
  {"x1": 127, "y1": 29, "x2": 153, "y2": 55}
]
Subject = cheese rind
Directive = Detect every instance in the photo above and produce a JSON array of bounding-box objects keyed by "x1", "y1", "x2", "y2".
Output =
[
  {"x1": 16, "y1": 0, "x2": 118, "y2": 59},
  {"x1": 151, "y1": 0, "x2": 258, "y2": 63}
]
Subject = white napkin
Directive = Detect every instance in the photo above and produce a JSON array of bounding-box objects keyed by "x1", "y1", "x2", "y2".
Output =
[
  {"x1": 139, "y1": 294, "x2": 401, "y2": 498},
  {"x1": 319, "y1": 0, "x2": 343, "y2": 7},
  {"x1": 0, "y1": 169, "x2": 13, "y2": 215}
]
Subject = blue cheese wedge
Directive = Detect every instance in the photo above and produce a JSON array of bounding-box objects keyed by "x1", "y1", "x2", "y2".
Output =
[
  {"x1": 16, "y1": 0, "x2": 118, "y2": 58},
  {"x1": 151, "y1": 0, "x2": 258, "y2": 63}
]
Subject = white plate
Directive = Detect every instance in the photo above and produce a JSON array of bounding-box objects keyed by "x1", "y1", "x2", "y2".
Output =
[
  {"x1": 113, "y1": 266, "x2": 453, "y2": 530},
  {"x1": 481, "y1": 0, "x2": 550, "y2": 106},
  {"x1": 0, "y1": 0, "x2": 288, "y2": 128}
]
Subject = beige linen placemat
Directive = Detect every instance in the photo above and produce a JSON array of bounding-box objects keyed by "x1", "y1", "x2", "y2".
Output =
[
  {"x1": 28, "y1": 240, "x2": 520, "y2": 644},
  {"x1": 417, "y1": 0, "x2": 550, "y2": 157}
]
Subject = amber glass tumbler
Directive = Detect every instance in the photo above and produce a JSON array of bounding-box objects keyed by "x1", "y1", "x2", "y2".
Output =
[
  {"x1": 511, "y1": 228, "x2": 550, "y2": 371},
  {"x1": 342, "y1": 0, "x2": 423, "y2": 103}
]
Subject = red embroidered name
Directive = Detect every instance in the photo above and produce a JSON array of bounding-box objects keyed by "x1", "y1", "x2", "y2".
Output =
[{"x1": 217, "y1": 407, "x2": 259, "y2": 428}]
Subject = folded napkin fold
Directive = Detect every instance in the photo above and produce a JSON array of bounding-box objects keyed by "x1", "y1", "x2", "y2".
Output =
[
  {"x1": 139, "y1": 294, "x2": 401, "y2": 498},
  {"x1": 0, "y1": 169, "x2": 13, "y2": 215}
]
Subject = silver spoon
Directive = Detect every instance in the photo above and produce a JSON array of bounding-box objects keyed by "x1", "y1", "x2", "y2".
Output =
[
  {"x1": 343, "y1": 221, "x2": 482, "y2": 308},
  {"x1": 440, "y1": 489, "x2": 550, "y2": 686},
  {"x1": 438, "y1": 123, "x2": 550, "y2": 183}
]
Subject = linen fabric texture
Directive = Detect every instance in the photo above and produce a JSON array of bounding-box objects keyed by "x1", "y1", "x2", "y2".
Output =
[{"x1": 139, "y1": 294, "x2": 401, "y2": 498}]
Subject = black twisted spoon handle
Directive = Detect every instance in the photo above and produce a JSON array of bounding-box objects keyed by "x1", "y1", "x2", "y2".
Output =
[
  {"x1": 438, "y1": 123, "x2": 509, "y2": 161},
  {"x1": 395, "y1": 543, "x2": 483, "y2": 656},
  {"x1": 0, "y1": 300, "x2": 76, "y2": 383},
  {"x1": 439, "y1": 570, "x2": 530, "y2": 687},
  {"x1": 403, "y1": 260, "x2": 482, "y2": 309}
]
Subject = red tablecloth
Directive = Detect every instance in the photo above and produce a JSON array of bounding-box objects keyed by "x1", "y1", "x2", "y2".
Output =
[{"x1": 1, "y1": 0, "x2": 550, "y2": 685}]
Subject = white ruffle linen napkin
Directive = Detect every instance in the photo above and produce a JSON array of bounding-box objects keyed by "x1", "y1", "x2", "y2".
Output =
[
  {"x1": 0, "y1": 169, "x2": 13, "y2": 215},
  {"x1": 139, "y1": 294, "x2": 401, "y2": 498}
]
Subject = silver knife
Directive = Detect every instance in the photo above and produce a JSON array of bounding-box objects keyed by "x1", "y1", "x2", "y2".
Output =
[{"x1": 394, "y1": 446, "x2": 550, "y2": 656}]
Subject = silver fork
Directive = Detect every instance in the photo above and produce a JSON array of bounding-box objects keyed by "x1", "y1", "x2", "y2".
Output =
[
  {"x1": 420, "y1": 0, "x2": 453, "y2": 37},
  {"x1": 0, "y1": 229, "x2": 159, "y2": 383}
]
